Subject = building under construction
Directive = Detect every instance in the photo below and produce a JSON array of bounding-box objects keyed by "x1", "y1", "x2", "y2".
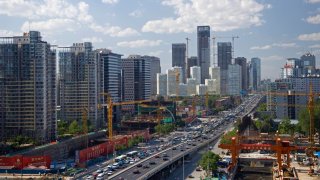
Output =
[{"x1": 0, "y1": 31, "x2": 56, "y2": 143}]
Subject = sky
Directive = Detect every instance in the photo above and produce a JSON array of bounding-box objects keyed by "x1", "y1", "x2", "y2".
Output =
[{"x1": 0, "y1": 0, "x2": 320, "y2": 80}]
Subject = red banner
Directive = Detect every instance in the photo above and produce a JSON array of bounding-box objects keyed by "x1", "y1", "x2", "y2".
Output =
[{"x1": 0, "y1": 155, "x2": 50, "y2": 170}]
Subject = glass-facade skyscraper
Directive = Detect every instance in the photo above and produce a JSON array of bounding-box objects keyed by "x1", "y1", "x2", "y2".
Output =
[
  {"x1": 0, "y1": 31, "x2": 56, "y2": 143},
  {"x1": 197, "y1": 26, "x2": 210, "y2": 84},
  {"x1": 172, "y1": 43, "x2": 186, "y2": 83}
]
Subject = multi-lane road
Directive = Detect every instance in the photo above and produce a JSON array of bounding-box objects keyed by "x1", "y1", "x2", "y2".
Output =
[{"x1": 109, "y1": 122, "x2": 231, "y2": 180}]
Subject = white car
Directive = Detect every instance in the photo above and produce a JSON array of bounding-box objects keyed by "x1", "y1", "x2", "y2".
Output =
[
  {"x1": 86, "y1": 175, "x2": 94, "y2": 180},
  {"x1": 96, "y1": 169, "x2": 103, "y2": 173}
]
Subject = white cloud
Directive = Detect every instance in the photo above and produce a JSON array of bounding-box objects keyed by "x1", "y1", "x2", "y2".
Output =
[
  {"x1": 90, "y1": 24, "x2": 139, "y2": 37},
  {"x1": 250, "y1": 45, "x2": 271, "y2": 50},
  {"x1": 0, "y1": 29, "x2": 21, "y2": 37},
  {"x1": 148, "y1": 50, "x2": 163, "y2": 56},
  {"x1": 81, "y1": 37, "x2": 103, "y2": 43},
  {"x1": 250, "y1": 43, "x2": 297, "y2": 50},
  {"x1": 21, "y1": 19, "x2": 79, "y2": 33},
  {"x1": 102, "y1": 0, "x2": 119, "y2": 4},
  {"x1": 142, "y1": 0, "x2": 269, "y2": 33},
  {"x1": 306, "y1": 0, "x2": 320, "y2": 3},
  {"x1": 0, "y1": 0, "x2": 92, "y2": 22},
  {"x1": 129, "y1": 10, "x2": 143, "y2": 18},
  {"x1": 260, "y1": 55, "x2": 285, "y2": 61},
  {"x1": 298, "y1": 32, "x2": 320, "y2": 41},
  {"x1": 309, "y1": 44, "x2": 320, "y2": 48},
  {"x1": 306, "y1": 14, "x2": 320, "y2": 24},
  {"x1": 117, "y1": 40, "x2": 162, "y2": 48}
]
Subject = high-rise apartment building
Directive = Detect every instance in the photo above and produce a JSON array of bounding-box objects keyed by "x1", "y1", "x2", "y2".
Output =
[
  {"x1": 205, "y1": 79, "x2": 216, "y2": 95},
  {"x1": 59, "y1": 42, "x2": 104, "y2": 130},
  {"x1": 142, "y1": 55, "x2": 161, "y2": 96},
  {"x1": 249, "y1": 57, "x2": 261, "y2": 91},
  {"x1": 157, "y1": 73, "x2": 167, "y2": 96},
  {"x1": 196, "y1": 84, "x2": 207, "y2": 95},
  {"x1": 190, "y1": 66, "x2": 201, "y2": 85},
  {"x1": 197, "y1": 26, "x2": 210, "y2": 83},
  {"x1": 235, "y1": 57, "x2": 248, "y2": 91},
  {"x1": 172, "y1": 43, "x2": 186, "y2": 82},
  {"x1": 0, "y1": 31, "x2": 56, "y2": 142},
  {"x1": 227, "y1": 64, "x2": 242, "y2": 95}
]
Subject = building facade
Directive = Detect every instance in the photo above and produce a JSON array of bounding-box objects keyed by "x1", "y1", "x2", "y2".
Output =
[
  {"x1": 167, "y1": 67, "x2": 182, "y2": 96},
  {"x1": 172, "y1": 43, "x2": 186, "y2": 83},
  {"x1": 210, "y1": 67, "x2": 221, "y2": 95},
  {"x1": 187, "y1": 78, "x2": 197, "y2": 96},
  {"x1": 121, "y1": 55, "x2": 151, "y2": 102},
  {"x1": 157, "y1": 73, "x2": 167, "y2": 96},
  {"x1": 249, "y1": 57, "x2": 261, "y2": 91},
  {"x1": 188, "y1": 56, "x2": 198, "y2": 78},
  {"x1": 0, "y1": 31, "x2": 56, "y2": 142},
  {"x1": 142, "y1": 56, "x2": 161, "y2": 96},
  {"x1": 190, "y1": 66, "x2": 201, "y2": 85},
  {"x1": 59, "y1": 42, "x2": 104, "y2": 130},
  {"x1": 227, "y1": 64, "x2": 242, "y2": 95},
  {"x1": 217, "y1": 42, "x2": 232, "y2": 95},
  {"x1": 197, "y1": 26, "x2": 210, "y2": 83},
  {"x1": 235, "y1": 57, "x2": 248, "y2": 91}
]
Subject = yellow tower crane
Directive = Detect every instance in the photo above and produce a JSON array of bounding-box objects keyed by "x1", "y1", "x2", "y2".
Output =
[{"x1": 100, "y1": 92, "x2": 151, "y2": 140}]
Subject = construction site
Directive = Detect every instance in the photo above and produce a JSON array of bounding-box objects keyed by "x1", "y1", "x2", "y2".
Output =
[{"x1": 217, "y1": 85, "x2": 320, "y2": 180}]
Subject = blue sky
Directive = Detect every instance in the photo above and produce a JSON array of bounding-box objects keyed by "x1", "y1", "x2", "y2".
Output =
[{"x1": 0, "y1": 0, "x2": 320, "y2": 80}]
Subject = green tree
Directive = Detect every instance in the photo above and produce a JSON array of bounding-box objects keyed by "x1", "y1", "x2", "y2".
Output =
[
  {"x1": 278, "y1": 118, "x2": 295, "y2": 134},
  {"x1": 199, "y1": 151, "x2": 221, "y2": 175},
  {"x1": 257, "y1": 103, "x2": 267, "y2": 112},
  {"x1": 57, "y1": 120, "x2": 69, "y2": 135},
  {"x1": 155, "y1": 124, "x2": 175, "y2": 135},
  {"x1": 68, "y1": 120, "x2": 81, "y2": 135},
  {"x1": 220, "y1": 129, "x2": 237, "y2": 145}
]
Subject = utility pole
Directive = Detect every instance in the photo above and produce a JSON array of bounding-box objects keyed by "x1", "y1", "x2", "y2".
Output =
[{"x1": 186, "y1": 37, "x2": 190, "y2": 80}]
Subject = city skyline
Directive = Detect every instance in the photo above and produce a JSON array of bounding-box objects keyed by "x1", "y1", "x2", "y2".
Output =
[{"x1": 0, "y1": 0, "x2": 319, "y2": 80}]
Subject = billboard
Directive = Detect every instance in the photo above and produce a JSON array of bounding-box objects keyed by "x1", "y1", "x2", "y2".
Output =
[{"x1": 0, "y1": 155, "x2": 50, "y2": 170}]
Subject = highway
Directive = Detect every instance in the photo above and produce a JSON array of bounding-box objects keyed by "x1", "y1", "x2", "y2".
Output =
[
  {"x1": 109, "y1": 121, "x2": 232, "y2": 180},
  {"x1": 75, "y1": 94, "x2": 263, "y2": 180}
]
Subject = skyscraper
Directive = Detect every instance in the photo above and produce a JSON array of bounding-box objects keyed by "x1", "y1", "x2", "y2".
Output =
[
  {"x1": 217, "y1": 42, "x2": 232, "y2": 95},
  {"x1": 217, "y1": 42, "x2": 232, "y2": 70},
  {"x1": 94, "y1": 49, "x2": 122, "y2": 123},
  {"x1": 121, "y1": 55, "x2": 151, "y2": 111},
  {"x1": 227, "y1": 64, "x2": 242, "y2": 95},
  {"x1": 142, "y1": 55, "x2": 161, "y2": 96},
  {"x1": 59, "y1": 42, "x2": 104, "y2": 130},
  {"x1": 197, "y1": 26, "x2": 210, "y2": 83},
  {"x1": 190, "y1": 66, "x2": 201, "y2": 85},
  {"x1": 0, "y1": 31, "x2": 56, "y2": 143},
  {"x1": 187, "y1": 56, "x2": 198, "y2": 78},
  {"x1": 172, "y1": 43, "x2": 186, "y2": 83},
  {"x1": 235, "y1": 57, "x2": 248, "y2": 91},
  {"x1": 249, "y1": 57, "x2": 261, "y2": 91},
  {"x1": 167, "y1": 67, "x2": 182, "y2": 96},
  {"x1": 157, "y1": 73, "x2": 167, "y2": 96}
]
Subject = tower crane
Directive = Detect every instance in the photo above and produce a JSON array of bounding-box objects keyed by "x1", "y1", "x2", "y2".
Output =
[
  {"x1": 100, "y1": 92, "x2": 151, "y2": 140},
  {"x1": 212, "y1": 35, "x2": 239, "y2": 65}
]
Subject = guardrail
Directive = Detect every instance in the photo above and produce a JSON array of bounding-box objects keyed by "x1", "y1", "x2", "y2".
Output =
[{"x1": 138, "y1": 131, "x2": 226, "y2": 180}]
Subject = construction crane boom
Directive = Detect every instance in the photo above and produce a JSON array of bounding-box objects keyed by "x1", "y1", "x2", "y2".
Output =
[{"x1": 100, "y1": 92, "x2": 151, "y2": 140}]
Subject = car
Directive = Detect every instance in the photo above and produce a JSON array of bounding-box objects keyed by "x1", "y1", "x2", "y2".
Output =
[
  {"x1": 143, "y1": 165, "x2": 150, "y2": 169},
  {"x1": 86, "y1": 175, "x2": 94, "y2": 180},
  {"x1": 192, "y1": 144, "x2": 196, "y2": 146},
  {"x1": 133, "y1": 169, "x2": 140, "y2": 174},
  {"x1": 136, "y1": 164, "x2": 142, "y2": 168},
  {"x1": 129, "y1": 160, "x2": 135, "y2": 164},
  {"x1": 107, "y1": 171, "x2": 113, "y2": 176},
  {"x1": 149, "y1": 161, "x2": 156, "y2": 165},
  {"x1": 96, "y1": 169, "x2": 103, "y2": 173},
  {"x1": 180, "y1": 148, "x2": 184, "y2": 151},
  {"x1": 172, "y1": 147, "x2": 176, "y2": 150},
  {"x1": 162, "y1": 153, "x2": 168, "y2": 157},
  {"x1": 196, "y1": 167, "x2": 202, "y2": 171},
  {"x1": 163, "y1": 157, "x2": 169, "y2": 161},
  {"x1": 155, "y1": 155, "x2": 160, "y2": 158}
]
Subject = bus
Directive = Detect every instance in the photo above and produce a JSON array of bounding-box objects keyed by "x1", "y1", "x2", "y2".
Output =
[
  {"x1": 126, "y1": 151, "x2": 138, "y2": 158},
  {"x1": 115, "y1": 155, "x2": 127, "y2": 162}
]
